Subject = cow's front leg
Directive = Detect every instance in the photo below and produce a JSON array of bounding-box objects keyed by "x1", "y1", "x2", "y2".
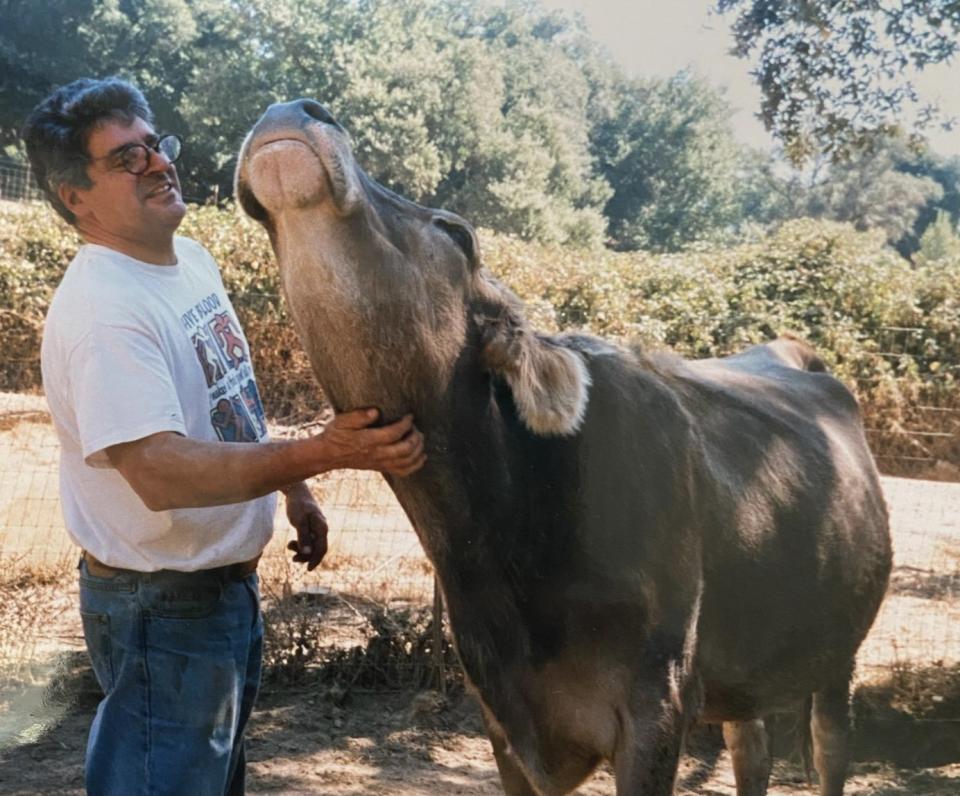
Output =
[
  {"x1": 484, "y1": 714, "x2": 601, "y2": 796},
  {"x1": 613, "y1": 660, "x2": 700, "y2": 796},
  {"x1": 723, "y1": 719, "x2": 771, "y2": 796},
  {"x1": 483, "y1": 713, "x2": 539, "y2": 796},
  {"x1": 612, "y1": 692, "x2": 687, "y2": 796}
]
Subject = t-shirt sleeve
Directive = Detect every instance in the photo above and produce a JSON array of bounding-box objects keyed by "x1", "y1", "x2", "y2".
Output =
[{"x1": 70, "y1": 323, "x2": 187, "y2": 467}]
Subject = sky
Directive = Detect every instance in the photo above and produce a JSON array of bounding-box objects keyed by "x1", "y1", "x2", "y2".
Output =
[{"x1": 538, "y1": 0, "x2": 960, "y2": 158}]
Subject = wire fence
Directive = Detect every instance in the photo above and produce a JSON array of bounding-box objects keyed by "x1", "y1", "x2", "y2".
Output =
[
  {"x1": 0, "y1": 158, "x2": 44, "y2": 203},
  {"x1": 0, "y1": 353, "x2": 957, "y2": 699},
  {"x1": 862, "y1": 326, "x2": 960, "y2": 479},
  {"x1": 0, "y1": 186, "x2": 957, "y2": 740}
]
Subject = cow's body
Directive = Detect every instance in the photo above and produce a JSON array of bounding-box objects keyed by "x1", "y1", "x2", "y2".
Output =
[{"x1": 236, "y1": 100, "x2": 892, "y2": 796}]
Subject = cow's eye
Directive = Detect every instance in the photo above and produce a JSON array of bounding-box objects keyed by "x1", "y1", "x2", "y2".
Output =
[{"x1": 434, "y1": 218, "x2": 476, "y2": 265}]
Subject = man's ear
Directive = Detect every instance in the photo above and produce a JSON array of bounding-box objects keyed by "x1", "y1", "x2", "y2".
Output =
[{"x1": 58, "y1": 183, "x2": 85, "y2": 218}]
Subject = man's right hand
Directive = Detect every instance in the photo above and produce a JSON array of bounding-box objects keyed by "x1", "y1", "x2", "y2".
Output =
[{"x1": 316, "y1": 408, "x2": 426, "y2": 477}]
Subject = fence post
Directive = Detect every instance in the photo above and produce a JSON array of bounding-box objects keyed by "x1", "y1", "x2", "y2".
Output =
[{"x1": 432, "y1": 574, "x2": 446, "y2": 695}]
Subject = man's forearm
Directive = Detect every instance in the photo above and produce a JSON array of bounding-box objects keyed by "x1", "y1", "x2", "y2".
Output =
[
  {"x1": 109, "y1": 433, "x2": 331, "y2": 511},
  {"x1": 105, "y1": 409, "x2": 426, "y2": 512}
]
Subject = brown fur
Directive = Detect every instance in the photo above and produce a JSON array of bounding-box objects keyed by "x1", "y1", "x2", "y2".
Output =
[{"x1": 236, "y1": 100, "x2": 892, "y2": 796}]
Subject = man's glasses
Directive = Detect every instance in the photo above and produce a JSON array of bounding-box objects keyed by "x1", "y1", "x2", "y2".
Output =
[{"x1": 98, "y1": 134, "x2": 183, "y2": 175}]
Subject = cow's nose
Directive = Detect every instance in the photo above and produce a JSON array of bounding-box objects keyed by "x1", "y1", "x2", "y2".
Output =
[{"x1": 258, "y1": 99, "x2": 344, "y2": 133}]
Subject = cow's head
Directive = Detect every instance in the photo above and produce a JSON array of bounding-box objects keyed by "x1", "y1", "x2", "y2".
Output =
[{"x1": 235, "y1": 99, "x2": 589, "y2": 435}]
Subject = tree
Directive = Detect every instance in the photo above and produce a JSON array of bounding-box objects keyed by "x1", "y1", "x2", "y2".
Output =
[
  {"x1": 1, "y1": 0, "x2": 101, "y2": 148},
  {"x1": 733, "y1": 150, "x2": 806, "y2": 228},
  {"x1": 916, "y1": 209, "x2": 960, "y2": 264},
  {"x1": 0, "y1": 0, "x2": 203, "y2": 181},
  {"x1": 716, "y1": 0, "x2": 960, "y2": 163},
  {"x1": 592, "y1": 71, "x2": 742, "y2": 252},
  {"x1": 444, "y1": 2, "x2": 610, "y2": 245},
  {"x1": 805, "y1": 139, "x2": 944, "y2": 245},
  {"x1": 735, "y1": 137, "x2": 943, "y2": 248},
  {"x1": 183, "y1": 0, "x2": 610, "y2": 246},
  {"x1": 894, "y1": 151, "x2": 960, "y2": 257}
]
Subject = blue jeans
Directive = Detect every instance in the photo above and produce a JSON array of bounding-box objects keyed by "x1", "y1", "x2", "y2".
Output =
[{"x1": 78, "y1": 558, "x2": 263, "y2": 796}]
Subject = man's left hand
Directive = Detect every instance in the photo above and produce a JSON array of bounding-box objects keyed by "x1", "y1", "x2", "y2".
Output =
[{"x1": 283, "y1": 481, "x2": 328, "y2": 571}]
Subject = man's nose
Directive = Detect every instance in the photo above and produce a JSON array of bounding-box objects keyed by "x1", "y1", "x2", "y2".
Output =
[{"x1": 143, "y1": 146, "x2": 174, "y2": 174}]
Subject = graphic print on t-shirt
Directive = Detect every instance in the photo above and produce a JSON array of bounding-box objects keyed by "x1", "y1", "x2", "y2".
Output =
[
  {"x1": 180, "y1": 292, "x2": 268, "y2": 442},
  {"x1": 240, "y1": 378, "x2": 268, "y2": 437},
  {"x1": 209, "y1": 312, "x2": 248, "y2": 369},
  {"x1": 191, "y1": 329, "x2": 226, "y2": 387},
  {"x1": 210, "y1": 396, "x2": 260, "y2": 442}
]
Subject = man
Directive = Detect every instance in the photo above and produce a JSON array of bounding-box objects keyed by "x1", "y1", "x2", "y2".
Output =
[{"x1": 22, "y1": 77, "x2": 426, "y2": 796}]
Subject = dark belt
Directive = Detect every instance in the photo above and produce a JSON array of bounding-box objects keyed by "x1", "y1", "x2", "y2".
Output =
[{"x1": 82, "y1": 550, "x2": 261, "y2": 582}]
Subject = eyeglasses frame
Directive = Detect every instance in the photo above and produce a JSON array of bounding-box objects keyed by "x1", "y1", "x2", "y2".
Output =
[{"x1": 89, "y1": 133, "x2": 183, "y2": 176}]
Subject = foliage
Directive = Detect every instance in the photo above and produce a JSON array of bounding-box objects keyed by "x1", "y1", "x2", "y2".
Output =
[
  {"x1": 716, "y1": 0, "x2": 960, "y2": 164},
  {"x1": 315, "y1": 605, "x2": 459, "y2": 692},
  {"x1": 915, "y1": 210, "x2": 960, "y2": 266},
  {"x1": 493, "y1": 215, "x2": 960, "y2": 473},
  {"x1": 257, "y1": 555, "x2": 457, "y2": 691},
  {"x1": 592, "y1": 71, "x2": 742, "y2": 252},
  {"x1": 488, "y1": 217, "x2": 929, "y2": 363},
  {"x1": 2, "y1": 202, "x2": 957, "y2": 471},
  {"x1": 1, "y1": 0, "x2": 615, "y2": 246},
  {"x1": 5, "y1": 1, "x2": 960, "y2": 250},
  {"x1": 0, "y1": 0, "x2": 756, "y2": 250},
  {"x1": 736, "y1": 137, "x2": 948, "y2": 250},
  {"x1": 802, "y1": 143, "x2": 943, "y2": 246},
  {"x1": 0, "y1": 0, "x2": 202, "y2": 150},
  {"x1": 895, "y1": 152, "x2": 960, "y2": 257}
]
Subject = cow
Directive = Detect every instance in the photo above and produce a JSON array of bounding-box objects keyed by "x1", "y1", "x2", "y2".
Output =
[{"x1": 235, "y1": 99, "x2": 892, "y2": 796}]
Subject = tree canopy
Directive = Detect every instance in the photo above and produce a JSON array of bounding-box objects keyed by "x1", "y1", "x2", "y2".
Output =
[
  {"x1": 716, "y1": 0, "x2": 960, "y2": 164},
  {"x1": 592, "y1": 71, "x2": 743, "y2": 251},
  {"x1": 1, "y1": 0, "x2": 957, "y2": 254}
]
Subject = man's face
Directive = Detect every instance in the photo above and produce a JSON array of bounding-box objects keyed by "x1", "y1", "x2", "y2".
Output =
[{"x1": 67, "y1": 115, "x2": 187, "y2": 241}]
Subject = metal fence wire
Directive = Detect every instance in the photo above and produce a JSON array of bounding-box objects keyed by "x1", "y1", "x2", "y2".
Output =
[
  {"x1": 862, "y1": 326, "x2": 960, "y2": 479},
  {"x1": 0, "y1": 159, "x2": 44, "y2": 203},
  {"x1": 0, "y1": 254, "x2": 957, "y2": 739}
]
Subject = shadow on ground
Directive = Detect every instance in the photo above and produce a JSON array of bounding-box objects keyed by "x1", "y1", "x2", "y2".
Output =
[{"x1": 0, "y1": 650, "x2": 958, "y2": 795}]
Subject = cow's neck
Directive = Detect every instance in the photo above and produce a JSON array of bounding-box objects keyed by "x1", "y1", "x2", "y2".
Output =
[
  {"x1": 275, "y1": 214, "x2": 549, "y2": 702},
  {"x1": 274, "y1": 211, "x2": 467, "y2": 419},
  {"x1": 386, "y1": 343, "x2": 582, "y2": 715}
]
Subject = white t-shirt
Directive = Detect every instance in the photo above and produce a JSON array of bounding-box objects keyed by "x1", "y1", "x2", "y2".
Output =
[{"x1": 41, "y1": 237, "x2": 277, "y2": 571}]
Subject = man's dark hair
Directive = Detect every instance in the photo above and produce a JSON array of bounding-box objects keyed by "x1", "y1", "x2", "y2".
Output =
[{"x1": 21, "y1": 77, "x2": 154, "y2": 225}]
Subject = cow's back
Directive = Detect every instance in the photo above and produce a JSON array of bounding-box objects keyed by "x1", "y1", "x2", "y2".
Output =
[{"x1": 672, "y1": 343, "x2": 891, "y2": 719}]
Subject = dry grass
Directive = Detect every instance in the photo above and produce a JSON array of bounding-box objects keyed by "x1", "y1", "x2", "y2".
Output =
[
  {"x1": 0, "y1": 554, "x2": 78, "y2": 684},
  {"x1": 0, "y1": 409, "x2": 957, "y2": 723}
]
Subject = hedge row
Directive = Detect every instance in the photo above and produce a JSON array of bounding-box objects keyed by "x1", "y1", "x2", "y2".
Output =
[{"x1": 1, "y1": 201, "x2": 957, "y2": 475}]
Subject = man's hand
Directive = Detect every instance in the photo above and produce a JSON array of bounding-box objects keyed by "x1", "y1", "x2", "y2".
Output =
[
  {"x1": 284, "y1": 481, "x2": 328, "y2": 571},
  {"x1": 318, "y1": 408, "x2": 427, "y2": 476}
]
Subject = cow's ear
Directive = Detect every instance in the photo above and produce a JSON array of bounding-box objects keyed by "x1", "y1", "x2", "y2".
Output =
[
  {"x1": 477, "y1": 305, "x2": 591, "y2": 436},
  {"x1": 433, "y1": 215, "x2": 480, "y2": 270}
]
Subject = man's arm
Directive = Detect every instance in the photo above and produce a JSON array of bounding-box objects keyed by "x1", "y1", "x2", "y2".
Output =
[
  {"x1": 282, "y1": 480, "x2": 328, "y2": 571},
  {"x1": 105, "y1": 408, "x2": 425, "y2": 511}
]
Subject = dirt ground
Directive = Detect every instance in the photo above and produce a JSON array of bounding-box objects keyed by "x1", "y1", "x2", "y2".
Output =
[
  {"x1": 0, "y1": 672, "x2": 958, "y2": 796},
  {"x1": 0, "y1": 403, "x2": 958, "y2": 794}
]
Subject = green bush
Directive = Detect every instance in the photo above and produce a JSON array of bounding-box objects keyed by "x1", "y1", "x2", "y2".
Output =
[
  {"x1": 2, "y1": 201, "x2": 956, "y2": 474},
  {"x1": 488, "y1": 219, "x2": 958, "y2": 475}
]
